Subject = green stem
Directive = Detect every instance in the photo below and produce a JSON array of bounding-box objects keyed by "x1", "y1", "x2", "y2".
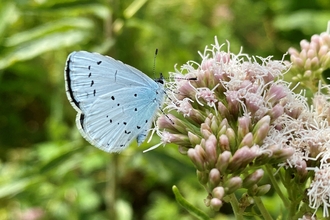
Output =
[
  {"x1": 265, "y1": 165, "x2": 290, "y2": 207},
  {"x1": 254, "y1": 196, "x2": 273, "y2": 220},
  {"x1": 106, "y1": 154, "x2": 119, "y2": 219},
  {"x1": 228, "y1": 194, "x2": 244, "y2": 220},
  {"x1": 172, "y1": 185, "x2": 211, "y2": 220}
]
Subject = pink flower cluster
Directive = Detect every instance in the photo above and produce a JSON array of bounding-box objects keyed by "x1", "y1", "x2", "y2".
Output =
[{"x1": 152, "y1": 38, "x2": 298, "y2": 210}]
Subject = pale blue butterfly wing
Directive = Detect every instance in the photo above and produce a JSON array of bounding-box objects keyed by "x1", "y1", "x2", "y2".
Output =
[{"x1": 65, "y1": 51, "x2": 164, "y2": 153}]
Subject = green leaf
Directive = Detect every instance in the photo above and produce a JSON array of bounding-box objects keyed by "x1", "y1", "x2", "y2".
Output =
[
  {"x1": 0, "y1": 30, "x2": 90, "y2": 69},
  {"x1": 172, "y1": 185, "x2": 211, "y2": 220},
  {"x1": 5, "y1": 18, "x2": 94, "y2": 47},
  {"x1": 0, "y1": 177, "x2": 41, "y2": 198}
]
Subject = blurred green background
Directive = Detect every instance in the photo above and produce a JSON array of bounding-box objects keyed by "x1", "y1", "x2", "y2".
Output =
[{"x1": 0, "y1": 0, "x2": 329, "y2": 219}]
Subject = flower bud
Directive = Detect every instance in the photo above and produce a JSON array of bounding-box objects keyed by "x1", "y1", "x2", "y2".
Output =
[
  {"x1": 237, "y1": 116, "x2": 251, "y2": 141},
  {"x1": 239, "y1": 132, "x2": 253, "y2": 148},
  {"x1": 157, "y1": 114, "x2": 178, "y2": 132},
  {"x1": 268, "y1": 146, "x2": 295, "y2": 163},
  {"x1": 216, "y1": 151, "x2": 232, "y2": 174},
  {"x1": 267, "y1": 84, "x2": 288, "y2": 105},
  {"x1": 224, "y1": 176, "x2": 243, "y2": 194},
  {"x1": 187, "y1": 148, "x2": 205, "y2": 171},
  {"x1": 209, "y1": 168, "x2": 221, "y2": 189},
  {"x1": 318, "y1": 45, "x2": 329, "y2": 57},
  {"x1": 219, "y1": 134, "x2": 230, "y2": 151},
  {"x1": 243, "y1": 169, "x2": 264, "y2": 189},
  {"x1": 269, "y1": 104, "x2": 284, "y2": 121},
  {"x1": 296, "y1": 160, "x2": 308, "y2": 181},
  {"x1": 201, "y1": 123, "x2": 212, "y2": 140},
  {"x1": 228, "y1": 146, "x2": 258, "y2": 172},
  {"x1": 212, "y1": 186, "x2": 225, "y2": 200},
  {"x1": 253, "y1": 122, "x2": 270, "y2": 145},
  {"x1": 205, "y1": 135, "x2": 218, "y2": 168},
  {"x1": 188, "y1": 131, "x2": 201, "y2": 146},
  {"x1": 218, "y1": 102, "x2": 230, "y2": 118},
  {"x1": 254, "y1": 184, "x2": 271, "y2": 196},
  {"x1": 226, "y1": 128, "x2": 237, "y2": 152},
  {"x1": 210, "y1": 198, "x2": 223, "y2": 211},
  {"x1": 226, "y1": 92, "x2": 240, "y2": 117},
  {"x1": 252, "y1": 115, "x2": 270, "y2": 134}
]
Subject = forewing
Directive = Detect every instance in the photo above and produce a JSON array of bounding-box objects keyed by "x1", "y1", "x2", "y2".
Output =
[{"x1": 65, "y1": 51, "x2": 156, "y2": 113}]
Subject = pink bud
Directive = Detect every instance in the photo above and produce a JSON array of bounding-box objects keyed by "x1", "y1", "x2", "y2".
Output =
[
  {"x1": 210, "y1": 198, "x2": 223, "y2": 211},
  {"x1": 288, "y1": 47, "x2": 299, "y2": 57},
  {"x1": 243, "y1": 169, "x2": 264, "y2": 188},
  {"x1": 228, "y1": 146, "x2": 258, "y2": 171},
  {"x1": 216, "y1": 151, "x2": 232, "y2": 174},
  {"x1": 226, "y1": 128, "x2": 236, "y2": 151},
  {"x1": 300, "y1": 40, "x2": 310, "y2": 50},
  {"x1": 304, "y1": 58, "x2": 312, "y2": 70},
  {"x1": 253, "y1": 115, "x2": 270, "y2": 133},
  {"x1": 270, "y1": 104, "x2": 284, "y2": 120},
  {"x1": 205, "y1": 135, "x2": 218, "y2": 167},
  {"x1": 267, "y1": 84, "x2": 288, "y2": 105},
  {"x1": 212, "y1": 186, "x2": 225, "y2": 199},
  {"x1": 307, "y1": 48, "x2": 317, "y2": 59},
  {"x1": 239, "y1": 132, "x2": 253, "y2": 148},
  {"x1": 253, "y1": 123, "x2": 270, "y2": 145},
  {"x1": 237, "y1": 116, "x2": 251, "y2": 140},
  {"x1": 219, "y1": 134, "x2": 229, "y2": 151},
  {"x1": 300, "y1": 49, "x2": 307, "y2": 61},
  {"x1": 255, "y1": 184, "x2": 271, "y2": 196},
  {"x1": 187, "y1": 148, "x2": 205, "y2": 171},
  {"x1": 188, "y1": 132, "x2": 201, "y2": 146},
  {"x1": 209, "y1": 168, "x2": 221, "y2": 189},
  {"x1": 218, "y1": 102, "x2": 230, "y2": 118},
  {"x1": 225, "y1": 176, "x2": 243, "y2": 194},
  {"x1": 310, "y1": 57, "x2": 319, "y2": 69},
  {"x1": 318, "y1": 45, "x2": 330, "y2": 57}
]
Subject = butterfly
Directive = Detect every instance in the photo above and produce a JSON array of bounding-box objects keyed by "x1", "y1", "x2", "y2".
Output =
[{"x1": 65, "y1": 51, "x2": 165, "y2": 153}]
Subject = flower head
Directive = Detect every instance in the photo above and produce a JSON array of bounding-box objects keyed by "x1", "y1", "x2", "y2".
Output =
[
  {"x1": 150, "y1": 37, "x2": 298, "y2": 210},
  {"x1": 288, "y1": 21, "x2": 330, "y2": 91}
]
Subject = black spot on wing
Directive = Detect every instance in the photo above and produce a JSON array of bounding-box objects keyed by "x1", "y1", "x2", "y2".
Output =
[
  {"x1": 111, "y1": 96, "x2": 115, "y2": 100},
  {"x1": 93, "y1": 89, "x2": 96, "y2": 96},
  {"x1": 97, "y1": 61, "x2": 102, "y2": 65},
  {"x1": 88, "y1": 72, "x2": 91, "y2": 77},
  {"x1": 137, "y1": 126, "x2": 141, "y2": 129},
  {"x1": 90, "y1": 80, "x2": 94, "y2": 87}
]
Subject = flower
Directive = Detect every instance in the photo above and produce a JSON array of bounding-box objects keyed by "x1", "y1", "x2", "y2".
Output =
[
  {"x1": 288, "y1": 22, "x2": 330, "y2": 91},
  {"x1": 307, "y1": 166, "x2": 330, "y2": 217},
  {"x1": 151, "y1": 37, "x2": 297, "y2": 210}
]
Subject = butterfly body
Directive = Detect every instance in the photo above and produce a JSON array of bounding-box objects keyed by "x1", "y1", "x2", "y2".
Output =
[{"x1": 65, "y1": 51, "x2": 164, "y2": 153}]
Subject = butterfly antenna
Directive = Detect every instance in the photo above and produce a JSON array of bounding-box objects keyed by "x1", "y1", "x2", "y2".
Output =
[{"x1": 153, "y1": 49, "x2": 158, "y2": 78}]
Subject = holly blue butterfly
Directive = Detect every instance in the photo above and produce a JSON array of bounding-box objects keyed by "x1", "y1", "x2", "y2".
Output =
[{"x1": 65, "y1": 51, "x2": 165, "y2": 153}]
